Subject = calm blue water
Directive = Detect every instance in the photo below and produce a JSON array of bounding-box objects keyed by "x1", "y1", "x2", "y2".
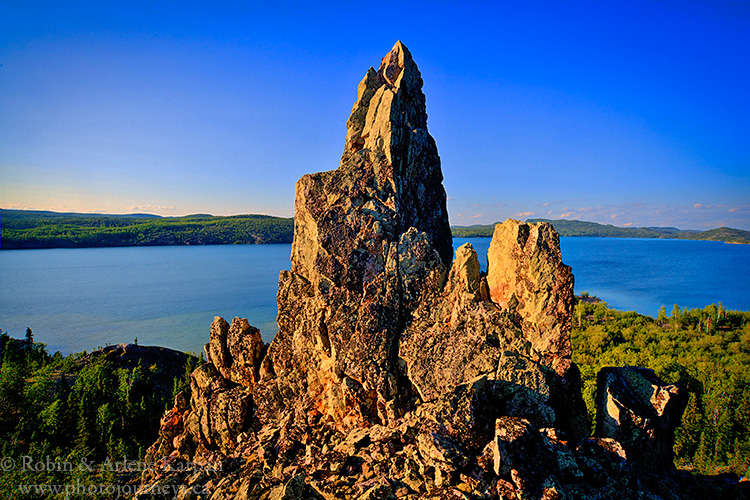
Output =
[
  {"x1": 1, "y1": 238, "x2": 748, "y2": 355},
  {"x1": 0, "y1": 245, "x2": 290, "y2": 355}
]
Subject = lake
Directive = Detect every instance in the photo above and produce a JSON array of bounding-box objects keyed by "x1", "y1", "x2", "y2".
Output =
[{"x1": 1, "y1": 237, "x2": 749, "y2": 355}]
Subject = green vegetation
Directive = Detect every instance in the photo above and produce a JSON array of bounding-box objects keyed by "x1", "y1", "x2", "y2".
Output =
[
  {"x1": 451, "y1": 218, "x2": 750, "y2": 244},
  {"x1": 572, "y1": 298, "x2": 750, "y2": 476},
  {"x1": 1, "y1": 209, "x2": 294, "y2": 249},
  {"x1": 6, "y1": 211, "x2": 748, "y2": 249},
  {"x1": 691, "y1": 227, "x2": 750, "y2": 244},
  {"x1": 0, "y1": 330, "x2": 200, "y2": 499}
]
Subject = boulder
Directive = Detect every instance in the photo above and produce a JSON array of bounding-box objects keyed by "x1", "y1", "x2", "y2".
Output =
[{"x1": 594, "y1": 366, "x2": 688, "y2": 469}]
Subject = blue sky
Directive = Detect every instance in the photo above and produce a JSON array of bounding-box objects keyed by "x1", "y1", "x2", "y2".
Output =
[{"x1": 1, "y1": 1, "x2": 748, "y2": 230}]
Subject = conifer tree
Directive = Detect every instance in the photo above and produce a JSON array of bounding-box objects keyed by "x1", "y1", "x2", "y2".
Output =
[
  {"x1": 671, "y1": 304, "x2": 682, "y2": 330},
  {"x1": 24, "y1": 327, "x2": 33, "y2": 351},
  {"x1": 657, "y1": 305, "x2": 667, "y2": 324},
  {"x1": 674, "y1": 392, "x2": 704, "y2": 461}
]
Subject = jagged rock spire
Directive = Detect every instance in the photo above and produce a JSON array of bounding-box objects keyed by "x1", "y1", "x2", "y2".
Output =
[
  {"x1": 267, "y1": 41, "x2": 452, "y2": 428},
  {"x1": 343, "y1": 41, "x2": 428, "y2": 162},
  {"x1": 292, "y1": 40, "x2": 452, "y2": 283}
]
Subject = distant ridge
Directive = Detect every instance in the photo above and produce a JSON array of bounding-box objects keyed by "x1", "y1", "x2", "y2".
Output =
[
  {"x1": 452, "y1": 218, "x2": 750, "y2": 244},
  {"x1": 4, "y1": 210, "x2": 748, "y2": 248},
  {"x1": 1, "y1": 209, "x2": 162, "y2": 219},
  {"x1": 0, "y1": 209, "x2": 294, "y2": 249}
]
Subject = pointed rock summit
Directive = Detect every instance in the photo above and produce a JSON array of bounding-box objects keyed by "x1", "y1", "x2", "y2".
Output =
[
  {"x1": 137, "y1": 43, "x2": 713, "y2": 500},
  {"x1": 277, "y1": 40, "x2": 452, "y2": 426},
  {"x1": 293, "y1": 40, "x2": 452, "y2": 281}
]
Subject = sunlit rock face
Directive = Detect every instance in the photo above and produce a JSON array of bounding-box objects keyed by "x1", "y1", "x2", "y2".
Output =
[
  {"x1": 137, "y1": 42, "x2": 710, "y2": 500},
  {"x1": 263, "y1": 40, "x2": 452, "y2": 429},
  {"x1": 400, "y1": 223, "x2": 588, "y2": 444},
  {"x1": 487, "y1": 219, "x2": 574, "y2": 363},
  {"x1": 206, "y1": 316, "x2": 266, "y2": 389}
]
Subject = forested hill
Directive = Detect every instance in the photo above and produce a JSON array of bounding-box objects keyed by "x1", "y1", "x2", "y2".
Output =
[
  {"x1": 452, "y1": 218, "x2": 750, "y2": 244},
  {"x1": 0, "y1": 209, "x2": 294, "y2": 249},
  {"x1": 4, "y1": 210, "x2": 749, "y2": 249}
]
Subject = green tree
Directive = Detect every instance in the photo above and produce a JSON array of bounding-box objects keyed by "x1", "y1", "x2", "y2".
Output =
[
  {"x1": 714, "y1": 402, "x2": 735, "y2": 465},
  {"x1": 695, "y1": 430, "x2": 714, "y2": 473},
  {"x1": 24, "y1": 327, "x2": 33, "y2": 351},
  {"x1": 671, "y1": 304, "x2": 682, "y2": 330},
  {"x1": 674, "y1": 392, "x2": 703, "y2": 463},
  {"x1": 572, "y1": 301, "x2": 750, "y2": 474},
  {"x1": 0, "y1": 360, "x2": 25, "y2": 428},
  {"x1": 657, "y1": 305, "x2": 667, "y2": 324}
]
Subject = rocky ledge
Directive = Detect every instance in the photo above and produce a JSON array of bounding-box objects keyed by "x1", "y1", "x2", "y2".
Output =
[{"x1": 135, "y1": 42, "x2": 748, "y2": 500}]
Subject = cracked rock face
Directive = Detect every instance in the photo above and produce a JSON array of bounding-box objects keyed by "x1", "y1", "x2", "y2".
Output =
[
  {"x1": 400, "y1": 227, "x2": 588, "y2": 442},
  {"x1": 136, "y1": 42, "x2": 714, "y2": 500},
  {"x1": 487, "y1": 220, "x2": 574, "y2": 364},
  {"x1": 264, "y1": 40, "x2": 452, "y2": 429},
  {"x1": 206, "y1": 317, "x2": 266, "y2": 389}
]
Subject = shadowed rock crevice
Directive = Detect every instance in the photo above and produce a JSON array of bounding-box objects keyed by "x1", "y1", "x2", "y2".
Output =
[{"x1": 136, "y1": 42, "x2": 745, "y2": 500}]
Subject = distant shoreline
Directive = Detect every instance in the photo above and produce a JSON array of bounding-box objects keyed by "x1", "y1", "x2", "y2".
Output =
[
  {"x1": 452, "y1": 218, "x2": 750, "y2": 245},
  {"x1": 0, "y1": 209, "x2": 294, "y2": 250},
  {"x1": 2, "y1": 209, "x2": 748, "y2": 249}
]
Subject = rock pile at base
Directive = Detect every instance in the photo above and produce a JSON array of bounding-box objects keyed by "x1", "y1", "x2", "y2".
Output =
[{"x1": 136, "y1": 42, "x2": 747, "y2": 500}]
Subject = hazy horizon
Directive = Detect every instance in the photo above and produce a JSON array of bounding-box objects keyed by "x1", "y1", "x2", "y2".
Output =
[{"x1": 2, "y1": 2, "x2": 748, "y2": 230}]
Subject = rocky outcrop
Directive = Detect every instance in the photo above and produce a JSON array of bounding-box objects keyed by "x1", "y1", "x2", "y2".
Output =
[
  {"x1": 84, "y1": 343, "x2": 191, "y2": 375},
  {"x1": 136, "y1": 41, "x2": 744, "y2": 500},
  {"x1": 81, "y1": 343, "x2": 195, "y2": 397},
  {"x1": 400, "y1": 226, "x2": 589, "y2": 443},
  {"x1": 594, "y1": 367, "x2": 689, "y2": 470},
  {"x1": 254, "y1": 40, "x2": 453, "y2": 432},
  {"x1": 487, "y1": 220, "x2": 574, "y2": 363},
  {"x1": 206, "y1": 317, "x2": 266, "y2": 389}
]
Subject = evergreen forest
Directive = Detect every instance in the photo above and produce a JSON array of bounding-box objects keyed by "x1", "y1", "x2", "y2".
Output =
[
  {"x1": 452, "y1": 218, "x2": 750, "y2": 244},
  {"x1": 4, "y1": 210, "x2": 749, "y2": 249},
  {"x1": 0, "y1": 331, "x2": 200, "y2": 498},
  {"x1": 572, "y1": 298, "x2": 750, "y2": 478}
]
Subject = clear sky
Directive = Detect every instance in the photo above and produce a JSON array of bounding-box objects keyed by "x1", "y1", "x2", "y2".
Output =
[{"x1": 1, "y1": 1, "x2": 748, "y2": 230}]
